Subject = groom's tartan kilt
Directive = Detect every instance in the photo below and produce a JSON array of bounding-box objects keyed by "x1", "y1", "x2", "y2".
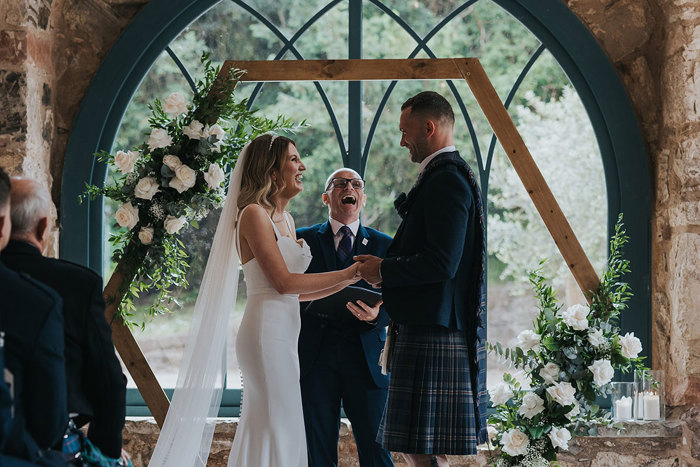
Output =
[{"x1": 376, "y1": 324, "x2": 479, "y2": 455}]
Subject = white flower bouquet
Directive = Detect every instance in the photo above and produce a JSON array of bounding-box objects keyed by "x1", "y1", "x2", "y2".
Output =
[
  {"x1": 82, "y1": 54, "x2": 303, "y2": 322},
  {"x1": 487, "y1": 216, "x2": 647, "y2": 466}
]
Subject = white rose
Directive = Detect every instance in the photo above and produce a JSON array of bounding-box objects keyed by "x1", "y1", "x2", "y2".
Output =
[
  {"x1": 147, "y1": 128, "x2": 173, "y2": 151},
  {"x1": 546, "y1": 381, "x2": 576, "y2": 407},
  {"x1": 501, "y1": 428, "x2": 528, "y2": 457},
  {"x1": 205, "y1": 123, "x2": 226, "y2": 142},
  {"x1": 588, "y1": 358, "x2": 614, "y2": 386},
  {"x1": 163, "y1": 92, "x2": 189, "y2": 116},
  {"x1": 162, "y1": 155, "x2": 182, "y2": 171},
  {"x1": 517, "y1": 330, "x2": 541, "y2": 352},
  {"x1": 164, "y1": 215, "x2": 187, "y2": 235},
  {"x1": 115, "y1": 202, "x2": 139, "y2": 230},
  {"x1": 138, "y1": 226, "x2": 154, "y2": 245},
  {"x1": 489, "y1": 382, "x2": 512, "y2": 406},
  {"x1": 487, "y1": 425, "x2": 498, "y2": 442},
  {"x1": 203, "y1": 163, "x2": 225, "y2": 189},
  {"x1": 518, "y1": 392, "x2": 545, "y2": 419},
  {"x1": 174, "y1": 164, "x2": 197, "y2": 190},
  {"x1": 559, "y1": 303, "x2": 589, "y2": 331},
  {"x1": 619, "y1": 332, "x2": 642, "y2": 359},
  {"x1": 565, "y1": 398, "x2": 580, "y2": 420},
  {"x1": 539, "y1": 362, "x2": 560, "y2": 385},
  {"x1": 134, "y1": 177, "x2": 160, "y2": 200},
  {"x1": 548, "y1": 426, "x2": 571, "y2": 451},
  {"x1": 183, "y1": 120, "x2": 204, "y2": 140},
  {"x1": 114, "y1": 150, "x2": 139, "y2": 174},
  {"x1": 169, "y1": 177, "x2": 187, "y2": 193},
  {"x1": 588, "y1": 328, "x2": 607, "y2": 348}
]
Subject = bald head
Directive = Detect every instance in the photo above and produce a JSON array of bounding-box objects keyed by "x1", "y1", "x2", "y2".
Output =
[{"x1": 10, "y1": 177, "x2": 53, "y2": 252}]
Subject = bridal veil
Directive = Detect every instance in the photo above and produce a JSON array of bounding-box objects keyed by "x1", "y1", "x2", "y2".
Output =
[{"x1": 148, "y1": 143, "x2": 250, "y2": 466}]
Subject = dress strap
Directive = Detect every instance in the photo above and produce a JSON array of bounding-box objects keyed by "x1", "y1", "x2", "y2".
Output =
[
  {"x1": 268, "y1": 214, "x2": 282, "y2": 240},
  {"x1": 235, "y1": 204, "x2": 255, "y2": 257}
]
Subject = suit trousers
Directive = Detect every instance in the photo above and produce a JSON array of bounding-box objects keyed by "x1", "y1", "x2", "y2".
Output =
[{"x1": 300, "y1": 328, "x2": 393, "y2": 467}]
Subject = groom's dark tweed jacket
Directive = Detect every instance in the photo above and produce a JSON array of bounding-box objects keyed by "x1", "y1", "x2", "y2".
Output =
[{"x1": 379, "y1": 150, "x2": 488, "y2": 444}]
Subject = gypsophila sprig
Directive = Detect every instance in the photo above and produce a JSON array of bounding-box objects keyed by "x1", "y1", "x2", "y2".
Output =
[
  {"x1": 486, "y1": 215, "x2": 648, "y2": 465},
  {"x1": 81, "y1": 53, "x2": 306, "y2": 325}
]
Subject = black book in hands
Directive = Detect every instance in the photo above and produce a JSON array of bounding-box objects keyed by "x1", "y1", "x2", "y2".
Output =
[{"x1": 304, "y1": 285, "x2": 382, "y2": 320}]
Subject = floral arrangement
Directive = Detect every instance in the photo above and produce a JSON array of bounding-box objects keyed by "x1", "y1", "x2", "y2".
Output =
[
  {"x1": 486, "y1": 216, "x2": 648, "y2": 466},
  {"x1": 83, "y1": 54, "x2": 302, "y2": 323}
]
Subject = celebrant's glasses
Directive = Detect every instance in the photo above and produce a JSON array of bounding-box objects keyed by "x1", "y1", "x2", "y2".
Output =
[{"x1": 326, "y1": 177, "x2": 365, "y2": 190}]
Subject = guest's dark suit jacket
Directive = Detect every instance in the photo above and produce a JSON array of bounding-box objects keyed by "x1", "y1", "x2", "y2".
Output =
[
  {"x1": 0, "y1": 260, "x2": 67, "y2": 463},
  {"x1": 297, "y1": 222, "x2": 392, "y2": 387},
  {"x1": 379, "y1": 151, "x2": 487, "y2": 442},
  {"x1": 2, "y1": 241, "x2": 127, "y2": 459}
]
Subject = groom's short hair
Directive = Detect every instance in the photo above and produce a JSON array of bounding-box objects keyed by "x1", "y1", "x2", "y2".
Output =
[{"x1": 402, "y1": 91, "x2": 455, "y2": 126}]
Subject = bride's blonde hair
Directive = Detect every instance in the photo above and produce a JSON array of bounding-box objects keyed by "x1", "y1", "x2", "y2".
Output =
[{"x1": 237, "y1": 134, "x2": 296, "y2": 213}]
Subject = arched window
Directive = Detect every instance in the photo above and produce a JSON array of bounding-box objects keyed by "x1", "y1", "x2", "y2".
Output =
[{"x1": 62, "y1": 0, "x2": 650, "y2": 414}]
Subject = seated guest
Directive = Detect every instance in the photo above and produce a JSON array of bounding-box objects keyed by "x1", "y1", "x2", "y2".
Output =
[
  {"x1": 0, "y1": 167, "x2": 67, "y2": 465},
  {"x1": 1, "y1": 177, "x2": 128, "y2": 461}
]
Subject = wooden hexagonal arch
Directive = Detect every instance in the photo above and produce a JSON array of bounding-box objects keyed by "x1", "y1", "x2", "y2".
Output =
[{"x1": 105, "y1": 57, "x2": 600, "y2": 427}]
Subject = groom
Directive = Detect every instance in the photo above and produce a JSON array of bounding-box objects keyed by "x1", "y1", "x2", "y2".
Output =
[
  {"x1": 356, "y1": 91, "x2": 487, "y2": 466},
  {"x1": 297, "y1": 168, "x2": 394, "y2": 467}
]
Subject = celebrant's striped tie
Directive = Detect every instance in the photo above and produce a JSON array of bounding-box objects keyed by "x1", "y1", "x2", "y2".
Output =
[{"x1": 337, "y1": 226, "x2": 352, "y2": 263}]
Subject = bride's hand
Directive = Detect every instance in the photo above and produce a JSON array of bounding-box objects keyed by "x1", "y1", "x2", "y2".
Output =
[{"x1": 345, "y1": 262, "x2": 361, "y2": 283}]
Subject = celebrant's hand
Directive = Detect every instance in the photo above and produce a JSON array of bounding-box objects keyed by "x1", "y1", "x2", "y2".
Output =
[
  {"x1": 347, "y1": 298, "x2": 383, "y2": 324},
  {"x1": 354, "y1": 254, "x2": 383, "y2": 285}
]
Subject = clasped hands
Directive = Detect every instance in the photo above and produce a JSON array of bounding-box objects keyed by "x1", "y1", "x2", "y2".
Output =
[{"x1": 353, "y1": 254, "x2": 383, "y2": 286}]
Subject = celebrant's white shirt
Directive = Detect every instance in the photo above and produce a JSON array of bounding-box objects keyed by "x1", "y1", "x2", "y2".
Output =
[
  {"x1": 329, "y1": 217, "x2": 360, "y2": 250},
  {"x1": 417, "y1": 145, "x2": 456, "y2": 176}
]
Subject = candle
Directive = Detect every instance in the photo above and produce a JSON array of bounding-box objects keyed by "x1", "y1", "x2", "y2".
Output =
[
  {"x1": 643, "y1": 393, "x2": 661, "y2": 420},
  {"x1": 614, "y1": 395, "x2": 633, "y2": 420},
  {"x1": 635, "y1": 392, "x2": 644, "y2": 419}
]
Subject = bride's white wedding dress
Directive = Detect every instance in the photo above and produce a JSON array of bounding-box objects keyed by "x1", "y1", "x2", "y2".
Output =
[
  {"x1": 227, "y1": 208, "x2": 312, "y2": 467},
  {"x1": 148, "y1": 141, "x2": 314, "y2": 467}
]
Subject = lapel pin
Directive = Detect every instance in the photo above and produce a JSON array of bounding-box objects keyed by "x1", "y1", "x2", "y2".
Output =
[{"x1": 362, "y1": 238, "x2": 368, "y2": 246}]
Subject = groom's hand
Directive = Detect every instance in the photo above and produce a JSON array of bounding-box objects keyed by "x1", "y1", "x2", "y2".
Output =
[{"x1": 354, "y1": 254, "x2": 383, "y2": 285}]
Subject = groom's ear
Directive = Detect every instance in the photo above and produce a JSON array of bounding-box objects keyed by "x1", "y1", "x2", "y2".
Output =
[
  {"x1": 425, "y1": 119, "x2": 437, "y2": 137},
  {"x1": 322, "y1": 192, "x2": 330, "y2": 206}
]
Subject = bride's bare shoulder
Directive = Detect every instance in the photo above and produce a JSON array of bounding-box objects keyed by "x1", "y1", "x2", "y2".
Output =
[{"x1": 239, "y1": 204, "x2": 271, "y2": 229}]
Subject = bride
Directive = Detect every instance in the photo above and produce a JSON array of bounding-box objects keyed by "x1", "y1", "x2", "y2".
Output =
[{"x1": 149, "y1": 134, "x2": 360, "y2": 467}]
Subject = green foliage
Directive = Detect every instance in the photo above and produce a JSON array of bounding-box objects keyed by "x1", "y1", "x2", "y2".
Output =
[{"x1": 84, "y1": 54, "x2": 304, "y2": 325}]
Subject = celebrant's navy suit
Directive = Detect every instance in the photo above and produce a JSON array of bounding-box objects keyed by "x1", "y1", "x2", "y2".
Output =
[
  {"x1": 297, "y1": 221, "x2": 394, "y2": 467},
  {"x1": 379, "y1": 150, "x2": 488, "y2": 451}
]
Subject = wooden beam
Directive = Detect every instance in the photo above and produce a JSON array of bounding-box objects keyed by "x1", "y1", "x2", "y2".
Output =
[
  {"x1": 120, "y1": 58, "x2": 600, "y2": 424},
  {"x1": 456, "y1": 58, "x2": 600, "y2": 296},
  {"x1": 220, "y1": 58, "x2": 467, "y2": 82},
  {"x1": 103, "y1": 257, "x2": 170, "y2": 428}
]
